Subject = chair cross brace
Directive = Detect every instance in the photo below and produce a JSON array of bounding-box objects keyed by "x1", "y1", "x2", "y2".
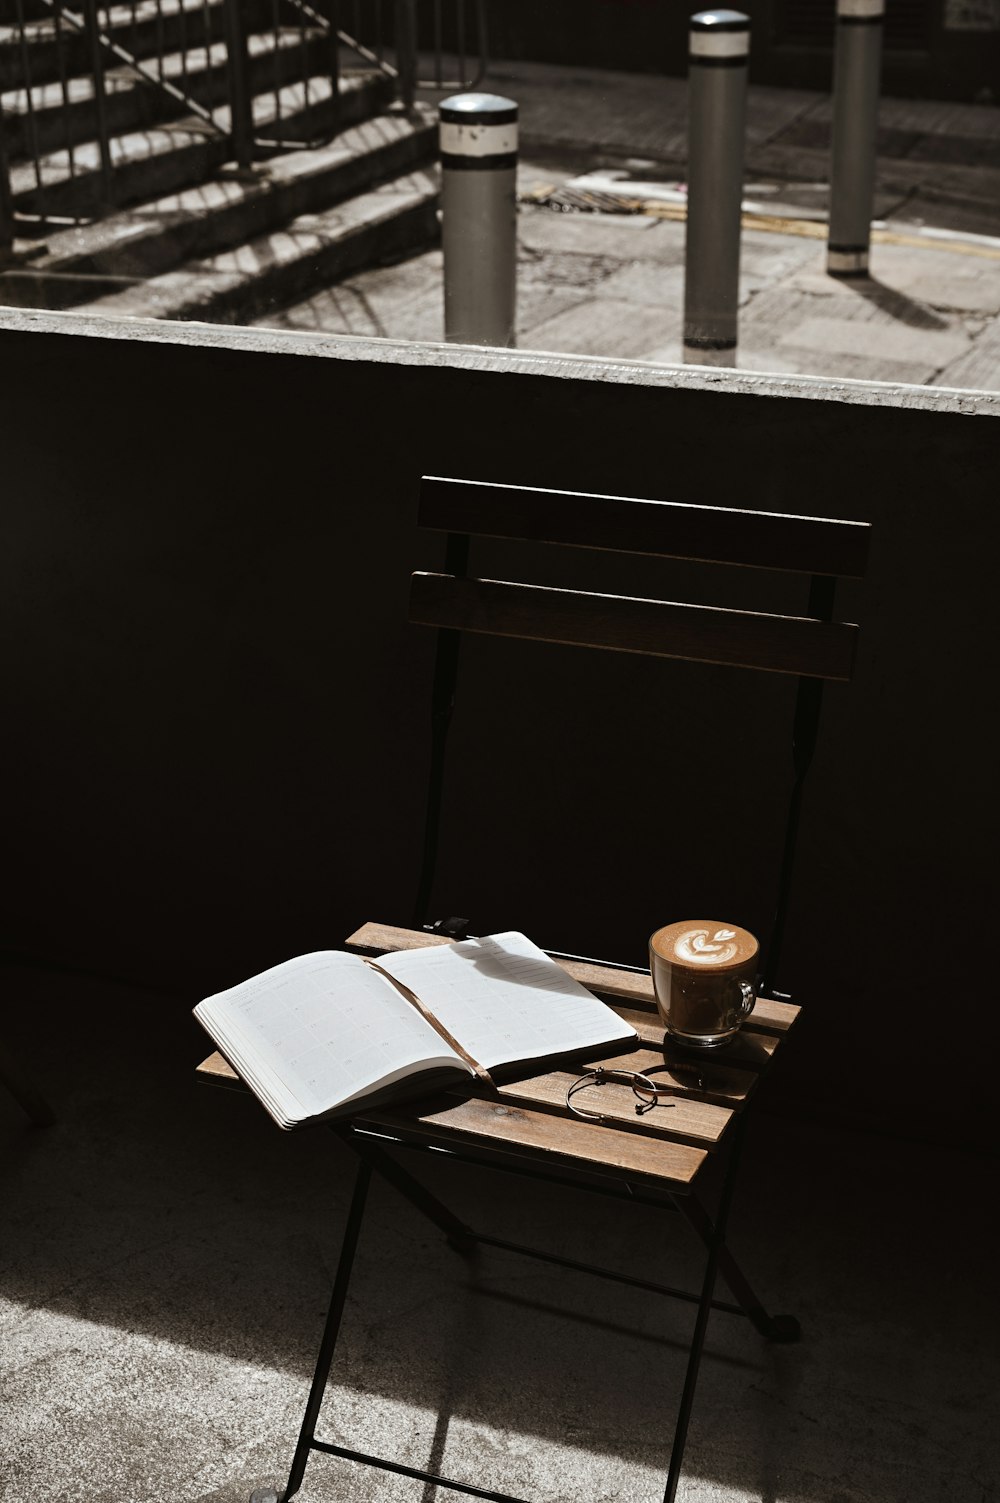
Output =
[{"x1": 258, "y1": 1112, "x2": 798, "y2": 1503}]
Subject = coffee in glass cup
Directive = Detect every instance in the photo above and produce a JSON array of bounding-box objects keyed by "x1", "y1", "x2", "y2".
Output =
[{"x1": 649, "y1": 920, "x2": 758, "y2": 1049}]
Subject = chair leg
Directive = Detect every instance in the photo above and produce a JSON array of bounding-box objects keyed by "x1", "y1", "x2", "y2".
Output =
[
  {"x1": 663, "y1": 1114, "x2": 749, "y2": 1503},
  {"x1": 0, "y1": 1040, "x2": 55, "y2": 1127},
  {"x1": 280, "y1": 1157, "x2": 372, "y2": 1502},
  {"x1": 345, "y1": 1129, "x2": 477, "y2": 1254},
  {"x1": 263, "y1": 1121, "x2": 795, "y2": 1503},
  {"x1": 677, "y1": 1191, "x2": 801, "y2": 1343}
]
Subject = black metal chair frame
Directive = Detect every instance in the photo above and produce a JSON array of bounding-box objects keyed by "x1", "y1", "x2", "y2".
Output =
[
  {"x1": 0, "y1": 1039, "x2": 56, "y2": 1127},
  {"x1": 251, "y1": 475, "x2": 870, "y2": 1503}
]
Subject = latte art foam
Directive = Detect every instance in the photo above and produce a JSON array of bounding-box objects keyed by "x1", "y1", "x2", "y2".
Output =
[
  {"x1": 649, "y1": 919, "x2": 758, "y2": 972},
  {"x1": 674, "y1": 928, "x2": 738, "y2": 966}
]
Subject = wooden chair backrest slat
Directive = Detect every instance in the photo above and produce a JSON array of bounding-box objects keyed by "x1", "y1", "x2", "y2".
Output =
[
  {"x1": 408, "y1": 474, "x2": 870, "y2": 978},
  {"x1": 419, "y1": 475, "x2": 871, "y2": 579},
  {"x1": 409, "y1": 573, "x2": 859, "y2": 680}
]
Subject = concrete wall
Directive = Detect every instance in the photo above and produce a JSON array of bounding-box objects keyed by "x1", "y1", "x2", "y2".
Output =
[{"x1": 2, "y1": 309, "x2": 997, "y2": 1151}]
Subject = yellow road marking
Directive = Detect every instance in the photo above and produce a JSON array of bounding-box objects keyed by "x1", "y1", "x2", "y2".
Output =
[{"x1": 520, "y1": 188, "x2": 1000, "y2": 260}]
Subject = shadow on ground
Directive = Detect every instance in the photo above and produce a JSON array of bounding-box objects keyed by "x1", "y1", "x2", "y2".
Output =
[
  {"x1": 2, "y1": 960, "x2": 997, "y2": 1503},
  {"x1": 845, "y1": 274, "x2": 952, "y2": 330}
]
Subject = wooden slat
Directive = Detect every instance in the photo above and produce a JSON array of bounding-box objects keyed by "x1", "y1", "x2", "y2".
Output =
[
  {"x1": 345, "y1": 922, "x2": 800, "y2": 1034},
  {"x1": 198, "y1": 1049, "x2": 240, "y2": 1084},
  {"x1": 525, "y1": 957, "x2": 799, "y2": 1034},
  {"x1": 741, "y1": 999, "x2": 799, "y2": 1035},
  {"x1": 359, "y1": 1094, "x2": 707, "y2": 1193},
  {"x1": 346, "y1": 920, "x2": 454, "y2": 954},
  {"x1": 619, "y1": 1006, "x2": 780, "y2": 1068},
  {"x1": 196, "y1": 1041, "x2": 748, "y2": 1131},
  {"x1": 197, "y1": 1039, "x2": 759, "y2": 1112},
  {"x1": 196, "y1": 1039, "x2": 759, "y2": 1141},
  {"x1": 409, "y1": 573, "x2": 859, "y2": 681},
  {"x1": 419, "y1": 475, "x2": 871, "y2": 579},
  {"x1": 488, "y1": 1069, "x2": 733, "y2": 1147},
  {"x1": 577, "y1": 1044, "x2": 757, "y2": 1108},
  {"x1": 198, "y1": 924, "x2": 781, "y2": 1168}
]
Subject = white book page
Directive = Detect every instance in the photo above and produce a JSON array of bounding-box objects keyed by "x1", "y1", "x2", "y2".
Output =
[
  {"x1": 379, "y1": 932, "x2": 637, "y2": 1073},
  {"x1": 195, "y1": 951, "x2": 468, "y2": 1123}
]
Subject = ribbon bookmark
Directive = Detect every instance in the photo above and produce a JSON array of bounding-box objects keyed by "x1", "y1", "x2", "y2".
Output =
[{"x1": 362, "y1": 958, "x2": 495, "y2": 1086}]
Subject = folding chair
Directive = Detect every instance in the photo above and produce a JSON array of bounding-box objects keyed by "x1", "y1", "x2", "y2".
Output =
[{"x1": 206, "y1": 474, "x2": 869, "y2": 1503}]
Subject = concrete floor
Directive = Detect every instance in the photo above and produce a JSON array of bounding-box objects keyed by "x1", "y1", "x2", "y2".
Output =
[
  {"x1": 257, "y1": 186, "x2": 1000, "y2": 389},
  {"x1": 2, "y1": 959, "x2": 998, "y2": 1503},
  {"x1": 256, "y1": 59, "x2": 1000, "y2": 391}
]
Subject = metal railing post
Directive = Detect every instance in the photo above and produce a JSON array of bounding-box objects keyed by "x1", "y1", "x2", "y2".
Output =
[
  {"x1": 472, "y1": 0, "x2": 490, "y2": 90},
  {"x1": 395, "y1": 0, "x2": 418, "y2": 111},
  {"x1": 440, "y1": 91, "x2": 518, "y2": 348},
  {"x1": 223, "y1": 0, "x2": 254, "y2": 169},
  {"x1": 826, "y1": 0, "x2": 884, "y2": 277},
  {"x1": 80, "y1": 0, "x2": 115, "y2": 204},
  {"x1": 0, "y1": 109, "x2": 14, "y2": 257},
  {"x1": 683, "y1": 8, "x2": 750, "y2": 360},
  {"x1": 317, "y1": 0, "x2": 342, "y2": 136}
]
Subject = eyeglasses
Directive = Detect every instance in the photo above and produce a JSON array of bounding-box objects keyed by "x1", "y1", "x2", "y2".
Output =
[{"x1": 565, "y1": 1066, "x2": 679, "y2": 1123}]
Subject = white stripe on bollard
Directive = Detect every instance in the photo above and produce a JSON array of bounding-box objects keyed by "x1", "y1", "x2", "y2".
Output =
[
  {"x1": 827, "y1": 248, "x2": 870, "y2": 274},
  {"x1": 439, "y1": 121, "x2": 518, "y2": 158},
  {"x1": 689, "y1": 29, "x2": 750, "y2": 57},
  {"x1": 837, "y1": 0, "x2": 885, "y2": 17}
]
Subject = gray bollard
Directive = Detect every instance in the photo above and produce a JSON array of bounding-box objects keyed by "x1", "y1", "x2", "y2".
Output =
[
  {"x1": 683, "y1": 9, "x2": 750, "y2": 357},
  {"x1": 440, "y1": 92, "x2": 518, "y2": 348},
  {"x1": 827, "y1": 0, "x2": 884, "y2": 276}
]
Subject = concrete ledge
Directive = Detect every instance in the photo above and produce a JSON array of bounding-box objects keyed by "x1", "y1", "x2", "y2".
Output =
[{"x1": 3, "y1": 305, "x2": 999, "y2": 415}]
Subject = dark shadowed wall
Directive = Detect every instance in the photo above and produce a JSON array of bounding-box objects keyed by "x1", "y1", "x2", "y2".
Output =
[
  {"x1": 449, "y1": 1, "x2": 999, "y2": 102},
  {"x1": 2, "y1": 312, "x2": 997, "y2": 1152}
]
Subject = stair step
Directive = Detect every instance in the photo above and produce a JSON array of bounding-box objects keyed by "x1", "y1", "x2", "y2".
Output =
[
  {"x1": 0, "y1": 0, "x2": 272, "y2": 92},
  {"x1": 2, "y1": 28, "x2": 348, "y2": 160},
  {"x1": 8, "y1": 66, "x2": 396, "y2": 220},
  {"x1": 10, "y1": 117, "x2": 226, "y2": 221},
  {"x1": 9, "y1": 115, "x2": 230, "y2": 217},
  {"x1": 3, "y1": 0, "x2": 215, "y2": 92},
  {"x1": 76, "y1": 164, "x2": 440, "y2": 323},
  {"x1": 0, "y1": 0, "x2": 51, "y2": 21},
  {"x1": 0, "y1": 104, "x2": 437, "y2": 306}
]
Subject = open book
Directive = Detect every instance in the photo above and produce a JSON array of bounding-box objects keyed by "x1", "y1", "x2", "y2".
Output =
[{"x1": 194, "y1": 931, "x2": 639, "y2": 1129}]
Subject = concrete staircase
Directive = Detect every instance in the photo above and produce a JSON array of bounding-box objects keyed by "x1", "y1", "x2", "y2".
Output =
[{"x1": 0, "y1": 0, "x2": 441, "y2": 322}]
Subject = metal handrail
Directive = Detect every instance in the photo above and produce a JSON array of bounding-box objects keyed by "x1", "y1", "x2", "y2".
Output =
[
  {"x1": 0, "y1": 0, "x2": 488, "y2": 235},
  {"x1": 421, "y1": 0, "x2": 487, "y2": 92},
  {"x1": 36, "y1": 0, "x2": 224, "y2": 129},
  {"x1": 0, "y1": 112, "x2": 14, "y2": 253},
  {"x1": 295, "y1": 0, "x2": 489, "y2": 101}
]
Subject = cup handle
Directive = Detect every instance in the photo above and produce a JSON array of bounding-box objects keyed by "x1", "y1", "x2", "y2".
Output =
[{"x1": 739, "y1": 980, "x2": 756, "y2": 1019}]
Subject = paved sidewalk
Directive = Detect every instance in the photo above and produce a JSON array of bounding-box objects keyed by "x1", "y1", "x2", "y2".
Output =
[
  {"x1": 481, "y1": 58, "x2": 1000, "y2": 238},
  {"x1": 259, "y1": 59, "x2": 1000, "y2": 392}
]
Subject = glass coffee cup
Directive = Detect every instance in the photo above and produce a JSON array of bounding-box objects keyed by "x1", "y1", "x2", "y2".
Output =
[{"x1": 649, "y1": 920, "x2": 758, "y2": 1049}]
